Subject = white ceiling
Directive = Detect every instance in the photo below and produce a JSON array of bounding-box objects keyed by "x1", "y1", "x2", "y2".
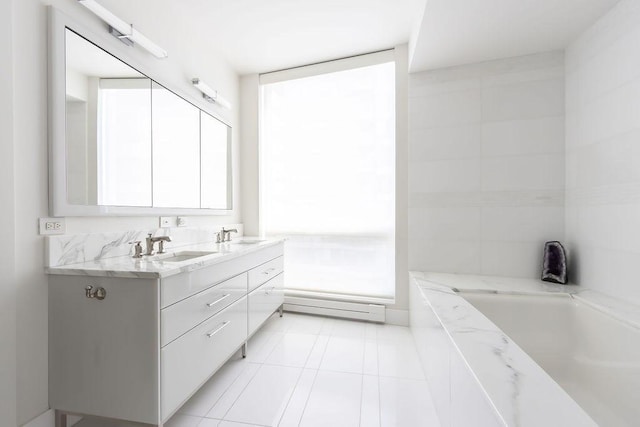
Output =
[
  {"x1": 97, "y1": 0, "x2": 620, "y2": 75},
  {"x1": 410, "y1": 0, "x2": 620, "y2": 72},
  {"x1": 184, "y1": 0, "x2": 425, "y2": 74}
]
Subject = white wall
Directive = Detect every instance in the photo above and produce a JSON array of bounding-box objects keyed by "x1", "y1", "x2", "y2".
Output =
[
  {"x1": 565, "y1": 0, "x2": 640, "y2": 304},
  {"x1": 240, "y1": 74, "x2": 260, "y2": 237},
  {"x1": 394, "y1": 45, "x2": 410, "y2": 311},
  {"x1": 0, "y1": 0, "x2": 17, "y2": 424},
  {"x1": 9, "y1": 0, "x2": 240, "y2": 424},
  {"x1": 408, "y1": 52, "x2": 566, "y2": 278}
]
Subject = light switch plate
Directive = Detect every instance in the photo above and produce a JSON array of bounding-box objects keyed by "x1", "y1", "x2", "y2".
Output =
[
  {"x1": 39, "y1": 217, "x2": 66, "y2": 235},
  {"x1": 159, "y1": 217, "x2": 173, "y2": 227}
]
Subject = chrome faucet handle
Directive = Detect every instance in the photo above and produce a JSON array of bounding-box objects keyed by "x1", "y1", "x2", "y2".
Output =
[
  {"x1": 130, "y1": 241, "x2": 143, "y2": 258},
  {"x1": 216, "y1": 231, "x2": 223, "y2": 243},
  {"x1": 157, "y1": 240, "x2": 167, "y2": 254}
]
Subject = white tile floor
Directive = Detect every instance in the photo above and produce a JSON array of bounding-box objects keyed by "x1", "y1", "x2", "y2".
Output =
[
  {"x1": 76, "y1": 312, "x2": 441, "y2": 427},
  {"x1": 167, "y1": 312, "x2": 441, "y2": 427}
]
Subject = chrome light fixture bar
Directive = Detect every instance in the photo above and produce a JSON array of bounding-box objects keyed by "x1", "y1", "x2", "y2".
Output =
[
  {"x1": 192, "y1": 78, "x2": 232, "y2": 110},
  {"x1": 77, "y1": 0, "x2": 168, "y2": 59}
]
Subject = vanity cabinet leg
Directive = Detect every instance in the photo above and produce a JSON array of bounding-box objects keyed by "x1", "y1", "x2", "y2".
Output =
[
  {"x1": 242, "y1": 342, "x2": 247, "y2": 358},
  {"x1": 279, "y1": 304, "x2": 284, "y2": 317},
  {"x1": 54, "y1": 410, "x2": 67, "y2": 427}
]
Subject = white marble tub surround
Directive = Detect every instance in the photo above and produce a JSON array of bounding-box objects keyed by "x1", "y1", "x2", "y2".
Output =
[
  {"x1": 45, "y1": 228, "x2": 286, "y2": 279},
  {"x1": 46, "y1": 224, "x2": 244, "y2": 268},
  {"x1": 417, "y1": 271, "x2": 580, "y2": 295},
  {"x1": 465, "y1": 291, "x2": 640, "y2": 427},
  {"x1": 410, "y1": 272, "x2": 598, "y2": 427}
]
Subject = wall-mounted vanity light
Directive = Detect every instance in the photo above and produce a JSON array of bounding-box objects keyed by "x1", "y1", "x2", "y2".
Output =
[
  {"x1": 192, "y1": 78, "x2": 232, "y2": 110},
  {"x1": 77, "y1": 0, "x2": 168, "y2": 59}
]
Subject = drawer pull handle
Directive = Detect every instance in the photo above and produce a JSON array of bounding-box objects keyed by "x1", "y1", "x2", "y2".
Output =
[
  {"x1": 265, "y1": 286, "x2": 276, "y2": 295},
  {"x1": 262, "y1": 268, "x2": 276, "y2": 275},
  {"x1": 206, "y1": 294, "x2": 230, "y2": 307},
  {"x1": 206, "y1": 321, "x2": 230, "y2": 338}
]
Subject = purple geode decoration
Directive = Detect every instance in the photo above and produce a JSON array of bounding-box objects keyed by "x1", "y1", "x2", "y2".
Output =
[{"x1": 541, "y1": 241, "x2": 567, "y2": 284}]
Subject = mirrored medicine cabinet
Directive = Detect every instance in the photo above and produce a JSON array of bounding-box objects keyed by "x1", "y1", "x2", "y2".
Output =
[{"x1": 49, "y1": 8, "x2": 232, "y2": 216}]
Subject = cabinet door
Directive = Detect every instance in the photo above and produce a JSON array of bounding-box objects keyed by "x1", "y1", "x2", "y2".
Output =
[
  {"x1": 248, "y1": 272, "x2": 284, "y2": 336},
  {"x1": 152, "y1": 82, "x2": 200, "y2": 208},
  {"x1": 49, "y1": 275, "x2": 160, "y2": 424},
  {"x1": 161, "y1": 296, "x2": 248, "y2": 420}
]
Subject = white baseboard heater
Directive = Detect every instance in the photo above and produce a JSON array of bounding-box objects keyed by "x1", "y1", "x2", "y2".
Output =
[{"x1": 284, "y1": 296, "x2": 386, "y2": 322}]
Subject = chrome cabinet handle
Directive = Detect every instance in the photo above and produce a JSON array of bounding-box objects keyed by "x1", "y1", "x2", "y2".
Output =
[
  {"x1": 206, "y1": 294, "x2": 230, "y2": 307},
  {"x1": 85, "y1": 285, "x2": 107, "y2": 300},
  {"x1": 206, "y1": 321, "x2": 230, "y2": 338},
  {"x1": 261, "y1": 268, "x2": 276, "y2": 275},
  {"x1": 264, "y1": 286, "x2": 276, "y2": 295}
]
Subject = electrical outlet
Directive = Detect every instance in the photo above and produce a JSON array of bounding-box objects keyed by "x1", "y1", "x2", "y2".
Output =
[
  {"x1": 39, "y1": 217, "x2": 66, "y2": 235},
  {"x1": 177, "y1": 217, "x2": 188, "y2": 227}
]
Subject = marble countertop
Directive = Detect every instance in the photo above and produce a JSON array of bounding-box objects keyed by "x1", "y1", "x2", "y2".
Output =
[
  {"x1": 411, "y1": 272, "x2": 598, "y2": 427},
  {"x1": 46, "y1": 238, "x2": 284, "y2": 279}
]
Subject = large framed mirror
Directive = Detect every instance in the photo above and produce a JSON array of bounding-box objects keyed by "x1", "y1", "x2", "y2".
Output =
[{"x1": 49, "y1": 8, "x2": 232, "y2": 216}]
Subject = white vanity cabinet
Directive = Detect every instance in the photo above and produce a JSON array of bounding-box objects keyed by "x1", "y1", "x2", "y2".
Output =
[{"x1": 49, "y1": 242, "x2": 284, "y2": 426}]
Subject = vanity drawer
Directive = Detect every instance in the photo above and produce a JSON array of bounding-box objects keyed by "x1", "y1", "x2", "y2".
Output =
[
  {"x1": 248, "y1": 256, "x2": 284, "y2": 292},
  {"x1": 161, "y1": 273, "x2": 247, "y2": 346},
  {"x1": 161, "y1": 242, "x2": 284, "y2": 308},
  {"x1": 161, "y1": 296, "x2": 247, "y2": 420},
  {"x1": 248, "y1": 272, "x2": 284, "y2": 335}
]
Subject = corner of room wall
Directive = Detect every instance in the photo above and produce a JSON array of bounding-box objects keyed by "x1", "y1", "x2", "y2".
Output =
[
  {"x1": 393, "y1": 44, "x2": 410, "y2": 311},
  {"x1": 239, "y1": 74, "x2": 261, "y2": 236}
]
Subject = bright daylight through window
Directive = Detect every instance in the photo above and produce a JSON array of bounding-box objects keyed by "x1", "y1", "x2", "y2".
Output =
[{"x1": 260, "y1": 53, "x2": 396, "y2": 300}]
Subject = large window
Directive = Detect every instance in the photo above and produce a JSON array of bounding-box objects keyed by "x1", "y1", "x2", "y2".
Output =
[{"x1": 260, "y1": 52, "x2": 396, "y2": 300}]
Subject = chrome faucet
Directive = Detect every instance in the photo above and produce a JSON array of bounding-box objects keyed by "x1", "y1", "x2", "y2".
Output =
[
  {"x1": 145, "y1": 233, "x2": 172, "y2": 255},
  {"x1": 217, "y1": 227, "x2": 238, "y2": 243}
]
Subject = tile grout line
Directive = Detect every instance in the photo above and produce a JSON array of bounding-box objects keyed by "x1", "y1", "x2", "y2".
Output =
[
  {"x1": 292, "y1": 368, "x2": 319, "y2": 427},
  {"x1": 376, "y1": 333, "x2": 382, "y2": 427},
  {"x1": 273, "y1": 332, "x2": 320, "y2": 427},
  {"x1": 358, "y1": 329, "x2": 369, "y2": 427},
  {"x1": 358, "y1": 373, "x2": 365, "y2": 427},
  {"x1": 218, "y1": 363, "x2": 263, "y2": 422},
  {"x1": 377, "y1": 375, "x2": 382, "y2": 427},
  {"x1": 291, "y1": 323, "x2": 333, "y2": 426},
  {"x1": 196, "y1": 354, "x2": 257, "y2": 420}
]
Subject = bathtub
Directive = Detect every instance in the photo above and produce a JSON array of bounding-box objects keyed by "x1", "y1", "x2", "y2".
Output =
[{"x1": 410, "y1": 272, "x2": 640, "y2": 427}]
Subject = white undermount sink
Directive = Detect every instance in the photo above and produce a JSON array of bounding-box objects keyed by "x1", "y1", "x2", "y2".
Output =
[
  {"x1": 232, "y1": 240, "x2": 266, "y2": 245},
  {"x1": 155, "y1": 251, "x2": 217, "y2": 263}
]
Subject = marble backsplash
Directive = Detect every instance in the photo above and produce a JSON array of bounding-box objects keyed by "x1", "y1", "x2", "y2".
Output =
[{"x1": 46, "y1": 224, "x2": 244, "y2": 267}]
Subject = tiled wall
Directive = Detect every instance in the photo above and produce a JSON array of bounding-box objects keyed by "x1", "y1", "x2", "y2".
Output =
[
  {"x1": 565, "y1": 0, "x2": 640, "y2": 304},
  {"x1": 408, "y1": 52, "x2": 566, "y2": 278}
]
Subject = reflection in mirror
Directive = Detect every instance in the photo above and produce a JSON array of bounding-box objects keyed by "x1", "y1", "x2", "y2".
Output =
[
  {"x1": 65, "y1": 29, "x2": 152, "y2": 207},
  {"x1": 59, "y1": 21, "x2": 233, "y2": 214},
  {"x1": 152, "y1": 82, "x2": 201, "y2": 208},
  {"x1": 201, "y1": 111, "x2": 231, "y2": 209}
]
